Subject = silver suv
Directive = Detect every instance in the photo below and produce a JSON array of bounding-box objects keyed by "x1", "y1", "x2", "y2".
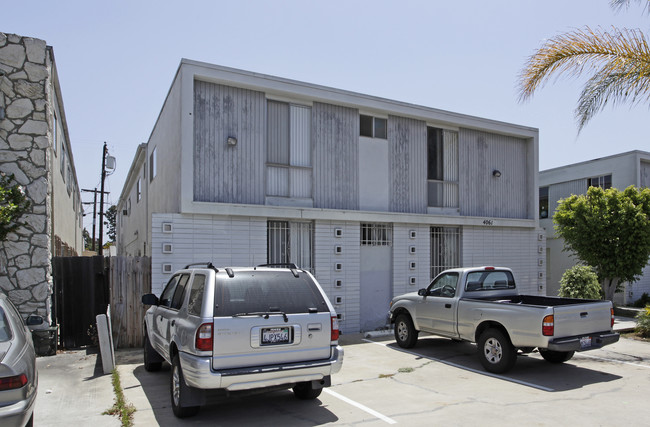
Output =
[{"x1": 141, "y1": 263, "x2": 344, "y2": 418}]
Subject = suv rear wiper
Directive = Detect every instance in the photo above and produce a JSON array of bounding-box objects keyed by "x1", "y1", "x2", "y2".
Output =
[{"x1": 232, "y1": 311, "x2": 289, "y2": 323}]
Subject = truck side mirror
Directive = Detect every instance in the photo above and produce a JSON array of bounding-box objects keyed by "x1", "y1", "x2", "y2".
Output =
[
  {"x1": 418, "y1": 289, "x2": 428, "y2": 297},
  {"x1": 142, "y1": 294, "x2": 159, "y2": 305}
]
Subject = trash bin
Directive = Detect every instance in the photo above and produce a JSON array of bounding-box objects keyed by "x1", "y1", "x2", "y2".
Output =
[{"x1": 32, "y1": 327, "x2": 58, "y2": 356}]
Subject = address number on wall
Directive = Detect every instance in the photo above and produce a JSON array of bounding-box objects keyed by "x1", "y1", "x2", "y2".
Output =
[{"x1": 483, "y1": 219, "x2": 494, "y2": 226}]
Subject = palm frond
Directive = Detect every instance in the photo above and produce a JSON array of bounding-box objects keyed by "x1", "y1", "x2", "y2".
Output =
[
  {"x1": 610, "y1": 0, "x2": 650, "y2": 14},
  {"x1": 518, "y1": 26, "x2": 650, "y2": 130}
]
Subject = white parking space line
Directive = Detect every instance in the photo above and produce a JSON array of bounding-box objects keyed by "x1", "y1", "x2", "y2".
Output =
[
  {"x1": 363, "y1": 339, "x2": 555, "y2": 392},
  {"x1": 324, "y1": 388, "x2": 397, "y2": 425},
  {"x1": 576, "y1": 352, "x2": 650, "y2": 369}
]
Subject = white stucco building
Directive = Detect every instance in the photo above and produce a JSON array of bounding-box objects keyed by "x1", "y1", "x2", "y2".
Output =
[
  {"x1": 117, "y1": 60, "x2": 544, "y2": 333},
  {"x1": 540, "y1": 150, "x2": 650, "y2": 304}
]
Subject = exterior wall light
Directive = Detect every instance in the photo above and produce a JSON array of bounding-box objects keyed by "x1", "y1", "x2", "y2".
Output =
[
  {"x1": 227, "y1": 136, "x2": 237, "y2": 146},
  {"x1": 492, "y1": 170, "x2": 502, "y2": 178}
]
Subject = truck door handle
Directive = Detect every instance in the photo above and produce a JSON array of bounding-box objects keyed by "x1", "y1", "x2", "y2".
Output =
[
  {"x1": 445, "y1": 304, "x2": 452, "y2": 309},
  {"x1": 580, "y1": 312, "x2": 588, "y2": 318}
]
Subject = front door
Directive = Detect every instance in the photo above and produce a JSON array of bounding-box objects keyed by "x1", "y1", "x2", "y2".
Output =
[
  {"x1": 360, "y1": 245, "x2": 392, "y2": 331},
  {"x1": 416, "y1": 272, "x2": 459, "y2": 337}
]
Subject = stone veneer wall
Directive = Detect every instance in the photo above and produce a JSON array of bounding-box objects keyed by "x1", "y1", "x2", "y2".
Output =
[{"x1": 0, "y1": 32, "x2": 52, "y2": 319}]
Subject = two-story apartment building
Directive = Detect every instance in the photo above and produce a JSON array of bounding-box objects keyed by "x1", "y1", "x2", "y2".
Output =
[
  {"x1": 0, "y1": 32, "x2": 83, "y2": 320},
  {"x1": 540, "y1": 150, "x2": 650, "y2": 304},
  {"x1": 117, "y1": 60, "x2": 543, "y2": 333}
]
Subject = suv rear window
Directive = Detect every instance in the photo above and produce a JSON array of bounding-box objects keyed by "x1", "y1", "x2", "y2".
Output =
[{"x1": 214, "y1": 271, "x2": 328, "y2": 316}]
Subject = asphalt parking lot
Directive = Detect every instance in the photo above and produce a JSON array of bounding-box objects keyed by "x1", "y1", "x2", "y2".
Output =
[{"x1": 104, "y1": 331, "x2": 650, "y2": 426}]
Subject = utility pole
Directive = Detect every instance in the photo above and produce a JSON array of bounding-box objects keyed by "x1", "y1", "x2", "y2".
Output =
[
  {"x1": 98, "y1": 142, "x2": 108, "y2": 254},
  {"x1": 82, "y1": 188, "x2": 109, "y2": 252}
]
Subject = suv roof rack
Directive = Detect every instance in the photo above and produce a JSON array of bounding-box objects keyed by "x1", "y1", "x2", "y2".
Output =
[
  {"x1": 184, "y1": 262, "x2": 219, "y2": 273},
  {"x1": 256, "y1": 263, "x2": 298, "y2": 269}
]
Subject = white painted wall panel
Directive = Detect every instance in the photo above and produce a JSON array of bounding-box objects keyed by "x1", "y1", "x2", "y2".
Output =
[{"x1": 462, "y1": 226, "x2": 545, "y2": 295}]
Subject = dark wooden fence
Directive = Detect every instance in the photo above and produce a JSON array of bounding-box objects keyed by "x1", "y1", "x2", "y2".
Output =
[
  {"x1": 53, "y1": 256, "x2": 110, "y2": 348},
  {"x1": 52, "y1": 255, "x2": 151, "y2": 349},
  {"x1": 109, "y1": 256, "x2": 151, "y2": 348}
]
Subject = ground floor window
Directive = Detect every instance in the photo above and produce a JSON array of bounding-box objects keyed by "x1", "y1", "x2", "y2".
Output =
[
  {"x1": 431, "y1": 226, "x2": 461, "y2": 278},
  {"x1": 267, "y1": 220, "x2": 314, "y2": 271},
  {"x1": 360, "y1": 223, "x2": 393, "y2": 246}
]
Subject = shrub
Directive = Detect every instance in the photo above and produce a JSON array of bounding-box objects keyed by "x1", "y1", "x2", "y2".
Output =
[
  {"x1": 633, "y1": 293, "x2": 650, "y2": 308},
  {"x1": 558, "y1": 265, "x2": 602, "y2": 300},
  {"x1": 635, "y1": 306, "x2": 650, "y2": 338}
]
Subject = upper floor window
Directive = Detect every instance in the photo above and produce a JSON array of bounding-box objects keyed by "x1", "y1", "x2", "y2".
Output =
[
  {"x1": 266, "y1": 101, "x2": 312, "y2": 198},
  {"x1": 427, "y1": 127, "x2": 459, "y2": 208},
  {"x1": 587, "y1": 174, "x2": 611, "y2": 190},
  {"x1": 137, "y1": 178, "x2": 142, "y2": 202},
  {"x1": 360, "y1": 115, "x2": 387, "y2": 139},
  {"x1": 539, "y1": 187, "x2": 549, "y2": 219}
]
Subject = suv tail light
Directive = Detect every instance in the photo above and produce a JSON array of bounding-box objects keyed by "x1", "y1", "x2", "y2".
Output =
[
  {"x1": 0, "y1": 373, "x2": 28, "y2": 391},
  {"x1": 611, "y1": 308, "x2": 615, "y2": 328},
  {"x1": 542, "y1": 314, "x2": 554, "y2": 336},
  {"x1": 331, "y1": 315, "x2": 340, "y2": 342},
  {"x1": 196, "y1": 323, "x2": 213, "y2": 351}
]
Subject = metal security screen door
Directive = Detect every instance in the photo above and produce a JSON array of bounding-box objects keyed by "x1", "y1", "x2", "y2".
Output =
[
  {"x1": 267, "y1": 221, "x2": 314, "y2": 271},
  {"x1": 360, "y1": 223, "x2": 393, "y2": 331},
  {"x1": 430, "y1": 226, "x2": 461, "y2": 278}
]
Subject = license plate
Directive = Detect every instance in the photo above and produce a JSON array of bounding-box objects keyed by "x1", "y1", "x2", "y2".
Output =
[
  {"x1": 261, "y1": 327, "x2": 290, "y2": 345},
  {"x1": 580, "y1": 336, "x2": 592, "y2": 349}
]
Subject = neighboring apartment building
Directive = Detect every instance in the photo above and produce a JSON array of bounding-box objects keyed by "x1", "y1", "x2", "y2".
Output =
[
  {"x1": 117, "y1": 60, "x2": 543, "y2": 333},
  {"x1": 0, "y1": 32, "x2": 83, "y2": 320},
  {"x1": 540, "y1": 150, "x2": 650, "y2": 304}
]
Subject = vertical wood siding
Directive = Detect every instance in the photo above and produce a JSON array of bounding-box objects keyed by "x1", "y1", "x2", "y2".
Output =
[
  {"x1": 548, "y1": 178, "x2": 585, "y2": 218},
  {"x1": 193, "y1": 80, "x2": 266, "y2": 204},
  {"x1": 312, "y1": 102, "x2": 359, "y2": 210},
  {"x1": 459, "y1": 129, "x2": 530, "y2": 219},
  {"x1": 389, "y1": 116, "x2": 427, "y2": 213}
]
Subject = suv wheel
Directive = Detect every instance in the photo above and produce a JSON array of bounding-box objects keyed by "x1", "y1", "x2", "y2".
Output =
[
  {"x1": 143, "y1": 332, "x2": 162, "y2": 372},
  {"x1": 171, "y1": 355, "x2": 200, "y2": 418},
  {"x1": 293, "y1": 381, "x2": 323, "y2": 400}
]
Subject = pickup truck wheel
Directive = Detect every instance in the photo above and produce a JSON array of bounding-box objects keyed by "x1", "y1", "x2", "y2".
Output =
[
  {"x1": 143, "y1": 333, "x2": 162, "y2": 372},
  {"x1": 539, "y1": 349, "x2": 575, "y2": 364},
  {"x1": 394, "y1": 314, "x2": 418, "y2": 348},
  {"x1": 171, "y1": 355, "x2": 200, "y2": 418},
  {"x1": 478, "y1": 328, "x2": 516, "y2": 373},
  {"x1": 293, "y1": 381, "x2": 323, "y2": 400}
]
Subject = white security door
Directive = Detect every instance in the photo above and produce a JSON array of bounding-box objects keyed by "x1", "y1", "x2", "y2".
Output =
[{"x1": 360, "y1": 224, "x2": 393, "y2": 332}]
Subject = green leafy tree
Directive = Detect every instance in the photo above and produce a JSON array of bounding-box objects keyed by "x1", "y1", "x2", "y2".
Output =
[
  {"x1": 554, "y1": 186, "x2": 650, "y2": 301},
  {"x1": 105, "y1": 205, "x2": 117, "y2": 242},
  {"x1": 518, "y1": 0, "x2": 650, "y2": 132},
  {"x1": 0, "y1": 173, "x2": 31, "y2": 241},
  {"x1": 558, "y1": 265, "x2": 603, "y2": 300}
]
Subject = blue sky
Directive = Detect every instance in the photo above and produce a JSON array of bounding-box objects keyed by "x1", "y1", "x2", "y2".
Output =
[{"x1": 3, "y1": 0, "x2": 649, "y2": 234}]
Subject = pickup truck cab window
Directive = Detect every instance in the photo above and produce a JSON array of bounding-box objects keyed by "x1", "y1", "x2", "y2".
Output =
[
  {"x1": 426, "y1": 272, "x2": 459, "y2": 298},
  {"x1": 465, "y1": 271, "x2": 515, "y2": 292}
]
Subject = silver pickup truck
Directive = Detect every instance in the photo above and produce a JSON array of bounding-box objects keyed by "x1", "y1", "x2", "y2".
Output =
[{"x1": 389, "y1": 266, "x2": 619, "y2": 373}]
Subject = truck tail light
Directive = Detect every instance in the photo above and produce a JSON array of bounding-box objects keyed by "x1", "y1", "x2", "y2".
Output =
[
  {"x1": 542, "y1": 314, "x2": 554, "y2": 336},
  {"x1": 331, "y1": 315, "x2": 340, "y2": 342},
  {"x1": 195, "y1": 323, "x2": 213, "y2": 351},
  {"x1": 0, "y1": 373, "x2": 28, "y2": 391},
  {"x1": 611, "y1": 308, "x2": 615, "y2": 328}
]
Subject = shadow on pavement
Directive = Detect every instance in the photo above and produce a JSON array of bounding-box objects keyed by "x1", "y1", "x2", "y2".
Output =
[
  {"x1": 124, "y1": 355, "x2": 339, "y2": 426},
  {"x1": 382, "y1": 336, "x2": 622, "y2": 392}
]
